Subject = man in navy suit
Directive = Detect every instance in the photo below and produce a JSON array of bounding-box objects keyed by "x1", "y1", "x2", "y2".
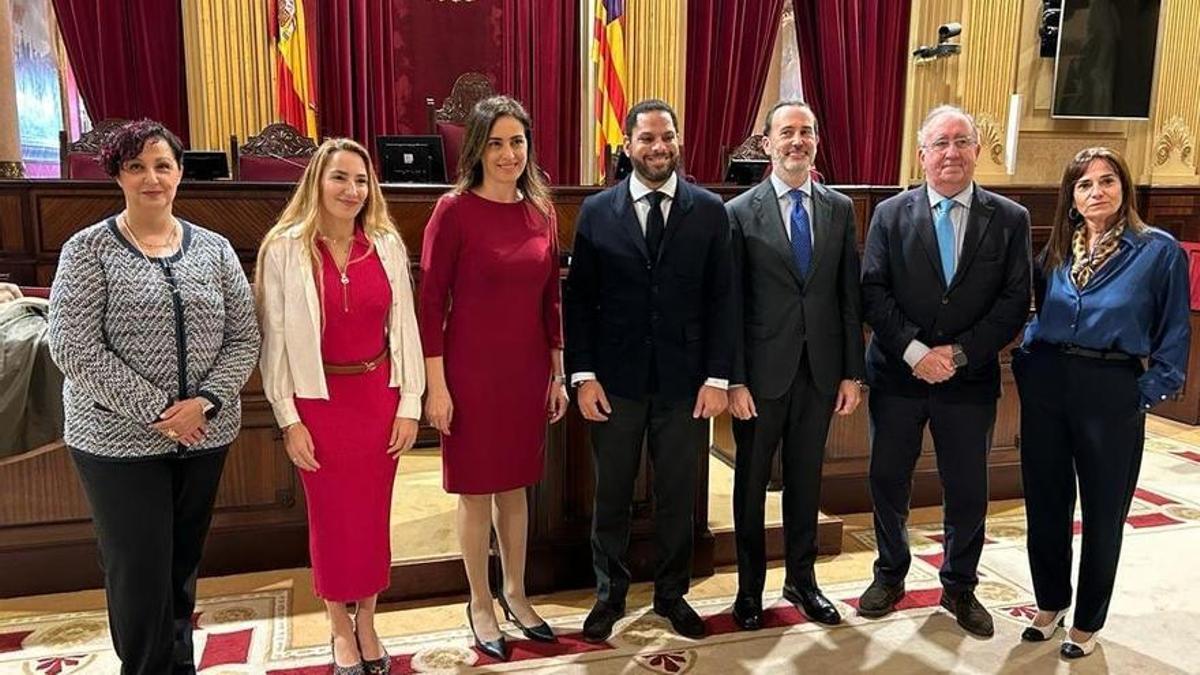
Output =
[
  {"x1": 564, "y1": 99, "x2": 734, "y2": 642},
  {"x1": 858, "y1": 105, "x2": 1031, "y2": 637}
]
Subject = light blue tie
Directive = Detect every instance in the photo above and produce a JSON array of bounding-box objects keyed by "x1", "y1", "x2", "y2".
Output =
[
  {"x1": 789, "y1": 189, "x2": 812, "y2": 277},
  {"x1": 935, "y1": 198, "x2": 956, "y2": 284}
]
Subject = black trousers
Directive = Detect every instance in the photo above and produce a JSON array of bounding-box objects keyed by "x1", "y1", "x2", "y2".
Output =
[
  {"x1": 731, "y1": 352, "x2": 834, "y2": 599},
  {"x1": 868, "y1": 391, "x2": 994, "y2": 593},
  {"x1": 1012, "y1": 346, "x2": 1146, "y2": 632},
  {"x1": 71, "y1": 447, "x2": 228, "y2": 675},
  {"x1": 590, "y1": 393, "x2": 707, "y2": 605}
]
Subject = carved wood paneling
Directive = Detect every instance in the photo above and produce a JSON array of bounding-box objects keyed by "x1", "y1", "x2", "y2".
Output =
[
  {"x1": 428, "y1": 72, "x2": 495, "y2": 127},
  {"x1": 240, "y1": 123, "x2": 318, "y2": 158}
]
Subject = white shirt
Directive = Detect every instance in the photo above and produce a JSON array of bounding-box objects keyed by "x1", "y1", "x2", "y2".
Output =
[
  {"x1": 571, "y1": 171, "x2": 728, "y2": 391},
  {"x1": 903, "y1": 183, "x2": 975, "y2": 368},
  {"x1": 770, "y1": 172, "x2": 815, "y2": 245},
  {"x1": 629, "y1": 170, "x2": 677, "y2": 232},
  {"x1": 258, "y1": 226, "x2": 426, "y2": 427}
]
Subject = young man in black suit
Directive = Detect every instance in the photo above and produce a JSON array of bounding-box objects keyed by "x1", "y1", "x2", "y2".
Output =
[
  {"x1": 859, "y1": 105, "x2": 1032, "y2": 637},
  {"x1": 564, "y1": 99, "x2": 734, "y2": 642},
  {"x1": 725, "y1": 100, "x2": 866, "y2": 631}
]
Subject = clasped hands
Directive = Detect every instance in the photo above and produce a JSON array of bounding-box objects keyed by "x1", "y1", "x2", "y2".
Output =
[
  {"x1": 150, "y1": 398, "x2": 208, "y2": 446},
  {"x1": 913, "y1": 345, "x2": 959, "y2": 384}
]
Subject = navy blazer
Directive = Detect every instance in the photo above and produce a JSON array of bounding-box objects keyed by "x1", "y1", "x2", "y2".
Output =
[
  {"x1": 564, "y1": 177, "x2": 735, "y2": 401},
  {"x1": 861, "y1": 184, "x2": 1032, "y2": 401}
]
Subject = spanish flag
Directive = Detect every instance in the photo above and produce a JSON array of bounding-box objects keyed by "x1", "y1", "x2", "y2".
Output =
[
  {"x1": 271, "y1": 0, "x2": 317, "y2": 139},
  {"x1": 593, "y1": 0, "x2": 628, "y2": 178}
]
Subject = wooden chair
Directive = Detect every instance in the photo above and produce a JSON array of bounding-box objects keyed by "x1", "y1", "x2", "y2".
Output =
[
  {"x1": 60, "y1": 119, "x2": 129, "y2": 179},
  {"x1": 230, "y1": 122, "x2": 318, "y2": 182},
  {"x1": 425, "y1": 72, "x2": 496, "y2": 181},
  {"x1": 722, "y1": 133, "x2": 826, "y2": 184}
]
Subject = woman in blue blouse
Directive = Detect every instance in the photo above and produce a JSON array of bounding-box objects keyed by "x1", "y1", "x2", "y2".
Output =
[{"x1": 1012, "y1": 147, "x2": 1190, "y2": 658}]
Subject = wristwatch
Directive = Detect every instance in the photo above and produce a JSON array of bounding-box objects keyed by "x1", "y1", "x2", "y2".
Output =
[{"x1": 951, "y1": 344, "x2": 968, "y2": 368}]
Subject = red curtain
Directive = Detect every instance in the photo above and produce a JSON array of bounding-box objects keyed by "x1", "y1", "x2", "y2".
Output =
[
  {"x1": 316, "y1": 0, "x2": 578, "y2": 182},
  {"x1": 51, "y1": 0, "x2": 190, "y2": 145},
  {"x1": 502, "y1": 1, "x2": 580, "y2": 184},
  {"x1": 685, "y1": 0, "x2": 786, "y2": 183},
  {"x1": 793, "y1": 0, "x2": 911, "y2": 185},
  {"x1": 315, "y1": 0, "x2": 402, "y2": 155}
]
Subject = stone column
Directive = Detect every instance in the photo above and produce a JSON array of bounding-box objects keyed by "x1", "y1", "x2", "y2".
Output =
[{"x1": 0, "y1": 0, "x2": 25, "y2": 178}]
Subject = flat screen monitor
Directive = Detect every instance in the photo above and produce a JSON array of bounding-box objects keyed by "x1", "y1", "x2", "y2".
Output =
[
  {"x1": 724, "y1": 158, "x2": 769, "y2": 185},
  {"x1": 1051, "y1": 0, "x2": 1161, "y2": 119},
  {"x1": 182, "y1": 151, "x2": 229, "y2": 180},
  {"x1": 377, "y1": 135, "x2": 446, "y2": 184}
]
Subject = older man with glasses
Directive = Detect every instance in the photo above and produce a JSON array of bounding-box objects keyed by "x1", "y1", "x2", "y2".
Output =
[{"x1": 857, "y1": 105, "x2": 1032, "y2": 637}]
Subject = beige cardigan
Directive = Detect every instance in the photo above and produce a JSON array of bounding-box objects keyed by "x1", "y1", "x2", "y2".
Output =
[{"x1": 258, "y1": 226, "x2": 425, "y2": 427}]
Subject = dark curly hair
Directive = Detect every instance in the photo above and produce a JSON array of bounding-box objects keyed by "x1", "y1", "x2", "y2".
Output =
[{"x1": 98, "y1": 119, "x2": 184, "y2": 177}]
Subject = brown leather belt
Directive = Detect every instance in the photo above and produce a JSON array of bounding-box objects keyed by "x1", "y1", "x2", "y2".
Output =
[{"x1": 323, "y1": 348, "x2": 388, "y2": 375}]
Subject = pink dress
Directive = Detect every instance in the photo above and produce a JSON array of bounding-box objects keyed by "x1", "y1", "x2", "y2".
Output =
[
  {"x1": 419, "y1": 192, "x2": 563, "y2": 494},
  {"x1": 294, "y1": 230, "x2": 400, "y2": 601}
]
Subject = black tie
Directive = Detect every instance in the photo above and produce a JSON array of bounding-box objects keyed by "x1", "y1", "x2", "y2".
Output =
[{"x1": 645, "y1": 191, "x2": 665, "y2": 261}]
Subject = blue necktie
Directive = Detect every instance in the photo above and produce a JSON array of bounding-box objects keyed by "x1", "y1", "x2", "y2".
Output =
[
  {"x1": 789, "y1": 189, "x2": 812, "y2": 277},
  {"x1": 935, "y1": 198, "x2": 956, "y2": 284}
]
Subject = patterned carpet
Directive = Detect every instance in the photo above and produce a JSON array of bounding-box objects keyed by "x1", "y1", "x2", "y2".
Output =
[{"x1": 3, "y1": 418, "x2": 1200, "y2": 674}]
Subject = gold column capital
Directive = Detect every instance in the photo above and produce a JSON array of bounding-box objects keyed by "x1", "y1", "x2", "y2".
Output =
[{"x1": 0, "y1": 160, "x2": 25, "y2": 179}]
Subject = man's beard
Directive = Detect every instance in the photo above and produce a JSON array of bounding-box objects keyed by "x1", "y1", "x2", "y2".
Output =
[{"x1": 632, "y1": 152, "x2": 679, "y2": 183}]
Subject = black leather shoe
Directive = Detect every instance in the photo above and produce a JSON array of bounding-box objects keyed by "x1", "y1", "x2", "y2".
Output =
[
  {"x1": 582, "y1": 600, "x2": 624, "y2": 643},
  {"x1": 732, "y1": 596, "x2": 763, "y2": 631},
  {"x1": 783, "y1": 584, "x2": 842, "y2": 625},
  {"x1": 857, "y1": 579, "x2": 905, "y2": 618},
  {"x1": 940, "y1": 589, "x2": 994, "y2": 638},
  {"x1": 496, "y1": 593, "x2": 556, "y2": 643},
  {"x1": 466, "y1": 603, "x2": 509, "y2": 661},
  {"x1": 653, "y1": 598, "x2": 707, "y2": 639}
]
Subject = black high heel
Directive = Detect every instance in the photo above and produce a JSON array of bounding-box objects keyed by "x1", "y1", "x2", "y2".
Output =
[
  {"x1": 496, "y1": 593, "x2": 556, "y2": 642},
  {"x1": 352, "y1": 604, "x2": 390, "y2": 675},
  {"x1": 466, "y1": 602, "x2": 509, "y2": 661}
]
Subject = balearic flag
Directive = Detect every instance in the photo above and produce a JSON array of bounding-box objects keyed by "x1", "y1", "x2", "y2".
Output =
[
  {"x1": 271, "y1": 0, "x2": 317, "y2": 138},
  {"x1": 593, "y1": 0, "x2": 628, "y2": 179}
]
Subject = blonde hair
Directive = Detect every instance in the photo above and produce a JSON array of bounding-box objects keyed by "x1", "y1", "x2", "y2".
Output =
[
  {"x1": 255, "y1": 138, "x2": 406, "y2": 309},
  {"x1": 451, "y1": 95, "x2": 552, "y2": 216}
]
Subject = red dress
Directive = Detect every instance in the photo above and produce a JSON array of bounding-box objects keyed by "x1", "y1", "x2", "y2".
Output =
[
  {"x1": 294, "y1": 231, "x2": 400, "y2": 601},
  {"x1": 419, "y1": 192, "x2": 563, "y2": 494}
]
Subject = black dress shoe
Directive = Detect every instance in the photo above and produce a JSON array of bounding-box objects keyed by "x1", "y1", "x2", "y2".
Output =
[
  {"x1": 496, "y1": 593, "x2": 556, "y2": 643},
  {"x1": 783, "y1": 584, "x2": 842, "y2": 625},
  {"x1": 466, "y1": 603, "x2": 509, "y2": 661},
  {"x1": 732, "y1": 596, "x2": 763, "y2": 631},
  {"x1": 653, "y1": 598, "x2": 707, "y2": 639},
  {"x1": 940, "y1": 589, "x2": 994, "y2": 638},
  {"x1": 857, "y1": 579, "x2": 905, "y2": 618},
  {"x1": 582, "y1": 600, "x2": 624, "y2": 643}
]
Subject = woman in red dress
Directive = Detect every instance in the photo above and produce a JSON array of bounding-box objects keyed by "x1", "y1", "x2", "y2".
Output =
[
  {"x1": 258, "y1": 139, "x2": 425, "y2": 674},
  {"x1": 420, "y1": 96, "x2": 568, "y2": 661}
]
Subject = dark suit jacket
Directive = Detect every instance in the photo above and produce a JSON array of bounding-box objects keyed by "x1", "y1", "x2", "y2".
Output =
[
  {"x1": 727, "y1": 179, "x2": 866, "y2": 399},
  {"x1": 861, "y1": 184, "x2": 1032, "y2": 401},
  {"x1": 564, "y1": 177, "x2": 734, "y2": 401}
]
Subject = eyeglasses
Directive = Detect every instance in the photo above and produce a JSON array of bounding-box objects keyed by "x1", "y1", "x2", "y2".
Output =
[{"x1": 924, "y1": 136, "x2": 976, "y2": 153}]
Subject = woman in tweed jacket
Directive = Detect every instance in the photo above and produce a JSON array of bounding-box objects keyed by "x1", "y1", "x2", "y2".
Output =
[{"x1": 47, "y1": 120, "x2": 260, "y2": 675}]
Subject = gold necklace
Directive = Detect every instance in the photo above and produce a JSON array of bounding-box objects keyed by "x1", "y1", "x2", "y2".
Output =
[
  {"x1": 119, "y1": 214, "x2": 182, "y2": 296},
  {"x1": 319, "y1": 235, "x2": 354, "y2": 312},
  {"x1": 121, "y1": 213, "x2": 179, "y2": 258}
]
